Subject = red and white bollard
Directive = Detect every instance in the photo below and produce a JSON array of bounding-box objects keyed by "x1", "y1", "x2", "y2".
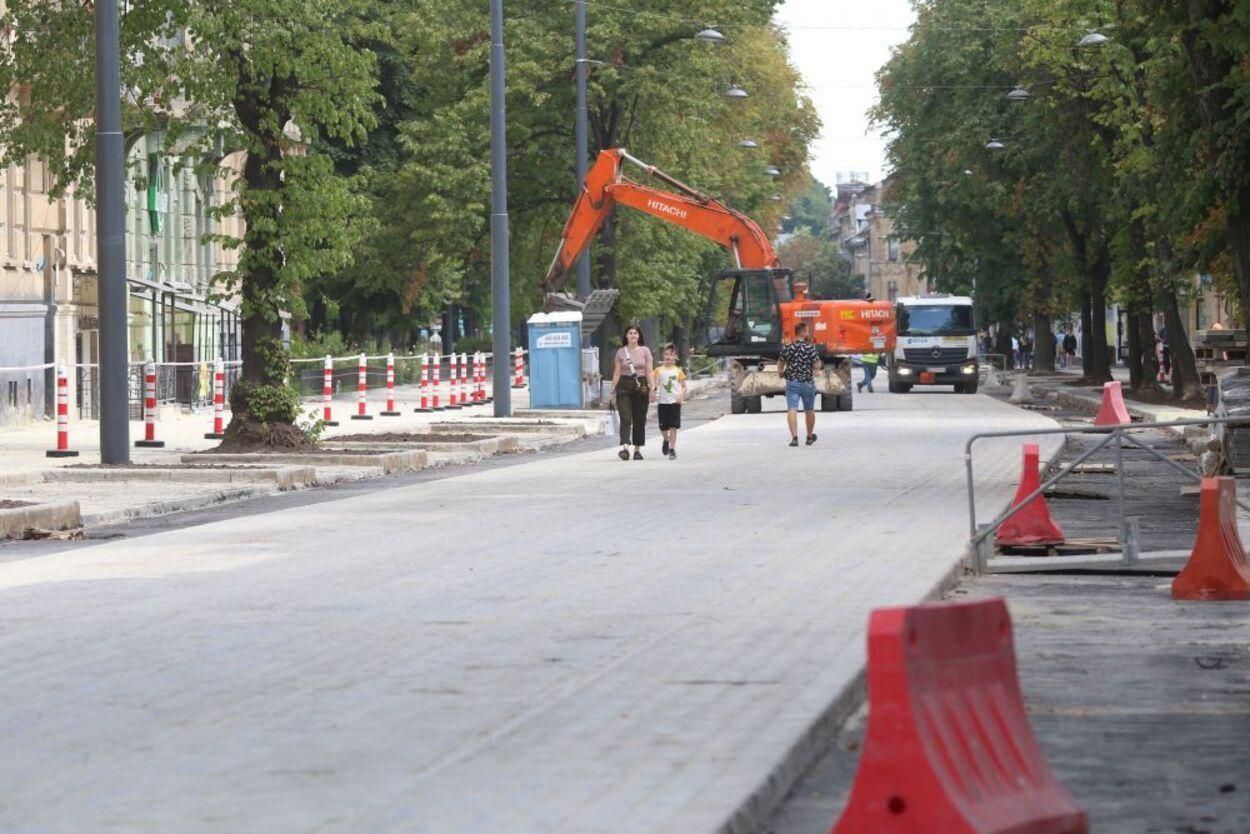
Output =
[
  {"x1": 415, "y1": 353, "x2": 433, "y2": 413},
  {"x1": 352, "y1": 352, "x2": 373, "y2": 420},
  {"x1": 452, "y1": 350, "x2": 467, "y2": 410},
  {"x1": 459, "y1": 352, "x2": 469, "y2": 407},
  {"x1": 135, "y1": 360, "x2": 165, "y2": 448},
  {"x1": 512, "y1": 347, "x2": 525, "y2": 388},
  {"x1": 322, "y1": 354, "x2": 339, "y2": 426},
  {"x1": 46, "y1": 363, "x2": 78, "y2": 458},
  {"x1": 471, "y1": 352, "x2": 481, "y2": 404},
  {"x1": 381, "y1": 352, "x2": 401, "y2": 416},
  {"x1": 430, "y1": 353, "x2": 443, "y2": 411},
  {"x1": 204, "y1": 358, "x2": 226, "y2": 439}
]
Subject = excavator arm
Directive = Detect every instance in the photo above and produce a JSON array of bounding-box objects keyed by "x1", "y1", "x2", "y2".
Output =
[{"x1": 543, "y1": 149, "x2": 780, "y2": 290}]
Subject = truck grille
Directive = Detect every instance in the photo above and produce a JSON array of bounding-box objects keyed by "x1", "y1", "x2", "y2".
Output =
[{"x1": 903, "y1": 347, "x2": 970, "y2": 365}]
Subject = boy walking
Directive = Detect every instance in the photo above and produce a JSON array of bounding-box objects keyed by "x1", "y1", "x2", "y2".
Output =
[{"x1": 653, "y1": 344, "x2": 687, "y2": 460}]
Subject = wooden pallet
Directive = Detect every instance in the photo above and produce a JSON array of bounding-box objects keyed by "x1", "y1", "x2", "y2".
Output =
[{"x1": 996, "y1": 537, "x2": 1120, "y2": 558}]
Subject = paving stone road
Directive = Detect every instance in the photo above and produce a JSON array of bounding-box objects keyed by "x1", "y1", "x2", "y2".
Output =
[{"x1": 0, "y1": 391, "x2": 1058, "y2": 834}]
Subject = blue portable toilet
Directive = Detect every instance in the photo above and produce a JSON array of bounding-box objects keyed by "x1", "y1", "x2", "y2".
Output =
[{"x1": 527, "y1": 311, "x2": 584, "y2": 409}]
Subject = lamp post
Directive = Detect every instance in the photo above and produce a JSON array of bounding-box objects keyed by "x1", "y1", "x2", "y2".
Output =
[
  {"x1": 573, "y1": 0, "x2": 591, "y2": 301},
  {"x1": 490, "y1": 0, "x2": 511, "y2": 416},
  {"x1": 95, "y1": 0, "x2": 129, "y2": 462}
]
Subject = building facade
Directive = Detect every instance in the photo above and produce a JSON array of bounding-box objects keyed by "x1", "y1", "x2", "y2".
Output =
[
  {"x1": 0, "y1": 139, "x2": 245, "y2": 426},
  {"x1": 830, "y1": 173, "x2": 927, "y2": 302}
]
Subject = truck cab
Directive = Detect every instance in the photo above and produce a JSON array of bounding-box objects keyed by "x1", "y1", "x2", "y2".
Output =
[{"x1": 888, "y1": 295, "x2": 979, "y2": 394}]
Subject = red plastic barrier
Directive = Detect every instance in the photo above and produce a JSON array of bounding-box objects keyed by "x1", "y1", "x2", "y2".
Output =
[
  {"x1": 1093, "y1": 380, "x2": 1131, "y2": 426},
  {"x1": 204, "y1": 358, "x2": 226, "y2": 440},
  {"x1": 1172, "y1": 477, "x2": 1250, "y2": 601},
  {"x1": 996, "y1": 443, "x2": 1065, "y2": 546},
  {"x1": 831, "y1": 598, "x2": 1088, "y2": 834}
]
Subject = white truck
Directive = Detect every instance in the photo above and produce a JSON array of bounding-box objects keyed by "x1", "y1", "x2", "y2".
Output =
[{"x1": 887, "y1": 295, "x2": 979, "y2": 394}]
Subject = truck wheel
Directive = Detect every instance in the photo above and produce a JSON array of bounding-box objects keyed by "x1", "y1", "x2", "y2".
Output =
[
  {"x1": 731, "y1": 391, "x2": 748, "y2": 414},
  {"x1": 959, "y1": 380, "x2": 979, "y2": 395},
  {"x1": 820, "y1": 393, "x2": 837, "y2": 412},
  {"x1": 837, "y1": 391, "x2": 853, "y2": 411},
  {"x1": 746, "y1": 396, "x2": 762, "y2": 414}
]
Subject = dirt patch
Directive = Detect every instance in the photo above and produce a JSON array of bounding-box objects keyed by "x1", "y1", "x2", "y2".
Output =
[
  {"x1": 210, "y1": 419, "x2": 315, "y2": 453},
  {"x1": 1123, "y1": 387, "x2": 1206, "y2": 411},
  {"x1": 0, "y1": 499, "x2": 35, "y2": 510},
  {"x1": 334, "y1": 432, "x2": 495, "y2": 444}
]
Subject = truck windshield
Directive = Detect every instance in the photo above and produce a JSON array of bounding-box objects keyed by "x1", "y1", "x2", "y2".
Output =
[{"x1": 897, "y1": 304, "x2": 974, "y2": 336}]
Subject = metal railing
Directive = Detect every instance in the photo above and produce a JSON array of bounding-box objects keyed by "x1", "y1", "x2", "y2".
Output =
[{"x1": 964, "y1": 415, "x2": 1250, "y2": 573}]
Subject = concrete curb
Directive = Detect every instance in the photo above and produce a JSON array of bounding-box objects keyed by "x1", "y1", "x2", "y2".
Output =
[
  {"x1": 0, "y1": 500, "x2": 82, "y2": 539},
  {"x1": 719, "y1": 558, "x2": 966, "y2": 834},
  {"x1": 429, "y1": 419, "x2": 589, "y2": 437},
  {"x1": 327, "y1": 436, "x2": 519, "y2": 455},
  {"x1": 43, "y1": 465, "x2": 316, "y2": 490},
  {"x1": 1051, "y1": 387, "x2": 1204, "y2": 442},
  {"x1": 83, "y1": 487, "x2": 266, "y2": 527},
  {"x1": 182, "y1": 450, "x2": 428, "y2": 475}
]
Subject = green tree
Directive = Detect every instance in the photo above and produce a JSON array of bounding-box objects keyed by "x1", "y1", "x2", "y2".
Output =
[
  {"x1": 777, "y1": 229, "x2": 861, "y2": 298},
  {"x1": 782, "y1": 177, "x2": 834, "y2": 236},
  {"x1": 0, "y1": 0, "x2": 379, "y2": 444}
]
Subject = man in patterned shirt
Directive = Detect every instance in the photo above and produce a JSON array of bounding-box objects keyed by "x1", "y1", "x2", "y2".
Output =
[{"x1": 777, "y1": 321, "x2": 822, "y2": 447}]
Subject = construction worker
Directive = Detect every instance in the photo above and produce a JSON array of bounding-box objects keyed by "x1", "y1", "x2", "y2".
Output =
[{"x1": 857, "y1": 352, "x2": 880, "y2": 393}]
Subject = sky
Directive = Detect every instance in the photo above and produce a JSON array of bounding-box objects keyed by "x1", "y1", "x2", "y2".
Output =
[{"x1": 775, "y1": 0, "x2": 917, "y2": 188}]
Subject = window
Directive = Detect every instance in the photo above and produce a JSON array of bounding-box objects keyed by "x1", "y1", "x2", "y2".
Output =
[{"x1": 887, "y1": 237, "x2": 900, "y2": 262}]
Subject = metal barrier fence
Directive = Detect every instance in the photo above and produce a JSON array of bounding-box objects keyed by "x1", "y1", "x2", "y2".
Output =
[{"x1": 964, "y1": 416, "x2": 1249, "y2": 573}]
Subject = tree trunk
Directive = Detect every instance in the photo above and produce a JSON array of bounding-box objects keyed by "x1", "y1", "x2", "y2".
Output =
[
  {"x1": 1230, "y1": 185, "x2": 1250, "y2": 339},
  {"x1": 1162, "y1": 284, "x2": 1203, "y2": 401},
  {"x1": 1033, "y1": 310, "x2": 1055, "y2": 373},
  {"x1": 1126, "y1": 310, "x2": 1143, "y2": 389},
  {"x1": 994, "y1": 328, "x2": 1014, "y2": 370},
  {"x1": 1080, "y1": 292, "x2": 1094, "y2": 379},
  {"x1": 1088, "y1": 246, "x2": 1113, "y2": 383},
  {"x1": 1135, "y1": 312, "x2": 1160, "y2": 387}
]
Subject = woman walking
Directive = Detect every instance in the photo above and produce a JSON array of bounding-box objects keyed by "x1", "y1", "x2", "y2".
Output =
[{"x1": 610, "y1": 324, "x2": 653, "y2": 460}]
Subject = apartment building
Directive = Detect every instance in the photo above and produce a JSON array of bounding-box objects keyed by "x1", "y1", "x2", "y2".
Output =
[
  {"x1": 0, "y1": 133, "x2": 246, "y2": 425},
  {"x1": 830, "y1": 173, "x2": 926, "y2": 302}
]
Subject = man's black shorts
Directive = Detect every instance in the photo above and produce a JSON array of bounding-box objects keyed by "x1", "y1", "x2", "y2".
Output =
[{"x1": 657, "y1": 403, "x2": 682, "y2": 430}]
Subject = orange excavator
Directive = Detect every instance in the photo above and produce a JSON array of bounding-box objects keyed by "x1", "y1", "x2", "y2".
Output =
[{"x1": 544, "y1": 148, "x2": 895, "y2": 413}]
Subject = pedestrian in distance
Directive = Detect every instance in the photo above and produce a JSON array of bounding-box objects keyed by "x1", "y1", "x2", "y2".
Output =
[
  {"x1": 778, "y1": 321, "x2": 822, "y2": 447},
  {"x1": 1062, "y1": 331, "x2": 1077, "y2": 368},
  {"x1": 653, "y1": 343, "x2": 687, "y2": 460},
  {"x1": 857, "y1": 352, "x2": 880, "y2": 393},
  {"x1": 609, "y1": 324, "x2": 653, "y2": 460}
]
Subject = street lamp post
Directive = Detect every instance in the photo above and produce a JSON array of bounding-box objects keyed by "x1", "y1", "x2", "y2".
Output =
[
  {"x1": 489, "y1": 0, "x2": 512, "y2": 416},
  {"x1": 95, "y1": 0, "x2": 129, "y2": 462},
  {"x1": 573, "y1": 0, "x2": 591, "y2": 301}
]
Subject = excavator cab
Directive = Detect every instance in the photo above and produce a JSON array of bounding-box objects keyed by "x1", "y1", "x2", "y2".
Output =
[{"x1": 702, "y1": 268, "x2": 794, "y2": 358}]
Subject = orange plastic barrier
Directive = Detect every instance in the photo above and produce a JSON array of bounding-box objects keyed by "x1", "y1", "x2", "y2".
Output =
[
  {"x1": 831, "y1": 598, "x2": 1088, "y2": 834},
  {"x1": 1093, "y1": 380, "x2": 1131, "y2": 426},
  {"x1": 996, "y1": 443, "x2": 1065, "y2": 546},
  {"x1": 1172, "y1": 477, "x2": 1250, "y2": 601}
]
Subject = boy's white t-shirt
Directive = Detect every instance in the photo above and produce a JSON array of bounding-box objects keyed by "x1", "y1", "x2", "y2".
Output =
[{"x1": 654, "y1": 365, "x2": 686, "y2": 405}]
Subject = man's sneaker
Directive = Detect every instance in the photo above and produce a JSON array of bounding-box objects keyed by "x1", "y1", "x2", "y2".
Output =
[
  {"x1": 662, "y1": 439, "x2": 670, "y2": 455},
  {"x1": 789, "y1": 437, "x2": 799, "y2": 447},
  {"x1": 806, "y1": 433, "x2": 818, "y2": 446},
  {"x1": 668, "y1": 450, "x2": 677, "y2": 460},
  {"x1": 856, "y1": 382, "x2": 863, "y2": 392},
  {"x1": 633, "y1": 450, "x2": 643, "y2": 460},
  {"x1": 618, "y1": 448, "x2": 630, "y2": 461}
]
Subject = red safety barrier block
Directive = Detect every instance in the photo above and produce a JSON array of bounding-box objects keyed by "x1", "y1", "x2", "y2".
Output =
[
  {"x1": 831, "y1": 598, "x2": 1088, "y2": 834},
  {"x1": 1173, "y1": 477, "x2": 1250, "y2": 601},
  {"x1": 996, "y1": 443, "x2": 1065, "y2": 546},
  {"x1": 1093, "y1": 380, "x2": 1131, "y2": 426}
]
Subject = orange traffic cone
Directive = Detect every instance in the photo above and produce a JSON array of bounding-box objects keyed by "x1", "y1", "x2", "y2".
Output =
[
  {"x1": 1172, "y1": 477, "x2": 1250, "y2": 601},
  {"x1": 996, "y1": 443, "x2": 1065, "y2": 547},
  {"x1": 1093, "y1": 381, "x2": 1131, "y2": 426}
]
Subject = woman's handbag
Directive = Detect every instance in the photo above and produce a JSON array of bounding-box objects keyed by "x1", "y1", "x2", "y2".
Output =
[{"x1": 623, "y1": 349, "x2": 650, "y2": 394}]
